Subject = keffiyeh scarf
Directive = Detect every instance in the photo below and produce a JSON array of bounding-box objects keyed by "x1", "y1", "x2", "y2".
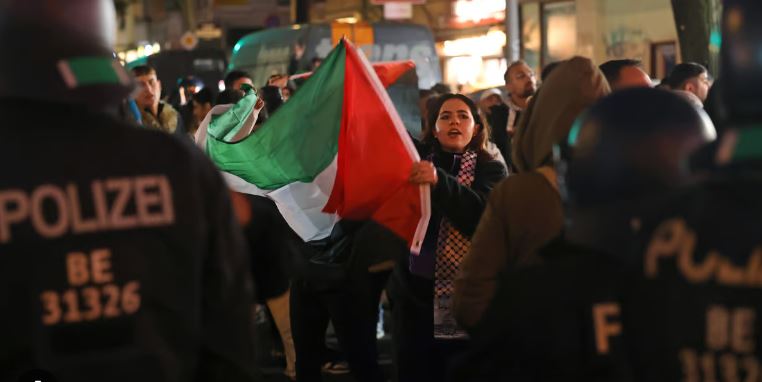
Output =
[{"x1": 433, "y1": 150, "x2": 476, "y2": 339}]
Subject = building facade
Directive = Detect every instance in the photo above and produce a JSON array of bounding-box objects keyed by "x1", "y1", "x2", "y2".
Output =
[
  {"x1": 307, "y1": 0, "x2": 680, "y2": 92},
  {"x1": 115, "y1": 0, "x2": 689, "y2": 92},
  {"x1": 115, "y1": 0, "x2": 291, "y2": 63}
]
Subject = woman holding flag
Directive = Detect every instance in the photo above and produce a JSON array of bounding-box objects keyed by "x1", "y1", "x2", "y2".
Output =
[{"x1": 389, "y1": 93, "x2": 508, "y2": 382}]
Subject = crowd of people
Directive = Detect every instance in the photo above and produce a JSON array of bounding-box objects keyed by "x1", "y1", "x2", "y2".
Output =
[{"x1": 3, "y1": 0, "x2": 762, "y2": 381}]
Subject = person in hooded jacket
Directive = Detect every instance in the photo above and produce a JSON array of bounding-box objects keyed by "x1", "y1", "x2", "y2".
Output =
[
  {"x1": 388, "y1": 93, "x2": 507, "y2": 382},
  {"x1": 453, "y1": 57, "x2": 611, "y2": 331},
  {"x1": 449, "y1": 87, "x2": 717, "y2": 382}
]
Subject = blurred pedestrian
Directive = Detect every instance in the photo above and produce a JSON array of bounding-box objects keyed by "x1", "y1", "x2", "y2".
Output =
[
  {"x1": 477, "y1": 89, "x2": 508, "y2": 165},
  {"x1": 131, "y1": 65, "x2": 183, "y2": 134},
  {"x1": 231, "y1": 193, "x2": 299, "y2": 381},
  {"x1": 174, "y1": 75, "x2": 203, "y2": 134},
  {"x1": 418, "y1": 89, "x2": 439, "y2": 133},
  {"x1": 665, "y1": 62, "x2": 711, "y2": 103},
  {"x1": 672, "y1": 89, "x2": 704, "y2": 108},
  {"x1": 431, "y1": 83, "x2": 453, "y2": 95},
  {"x1": 281, "y1": 84, "x2": 296, "y2": 102},
  {"x1": 196, "y1": 85, "x2": 297, "y2": 379},
  {"x1": 190, "y1": 87, "x2": 214, "y2": 137},
  {"x1": 541, "y1": 61, "x2": 562, "y2": 82},
  {"x1": 486, "y1": 60, "x2": 538, "y2": 169},
  {"x1": 225, "y1": 70, "x2": 254, "y2": 92},
  {"x1": 599, "y1": 59, "x2": 652, "y2": 90},
  {"x1": 477, "y1": 88, "x2": 502, "y2": 118},
  {"x1": 216, "y1": 88, "x2": 246, "y2": 106}
]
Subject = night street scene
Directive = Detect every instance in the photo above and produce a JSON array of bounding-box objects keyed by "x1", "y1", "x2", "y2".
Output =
[{"x1": 2, "y1": 0, "x2": 761, "y2": 381}]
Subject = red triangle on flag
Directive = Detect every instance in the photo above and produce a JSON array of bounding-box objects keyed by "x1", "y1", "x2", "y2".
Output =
[
  {"x1": 322, "y1": 40, "x2": 429, "y2": 253},
  {"x1": 289, "y1": 60, "x2": 416, "y2": 89}
]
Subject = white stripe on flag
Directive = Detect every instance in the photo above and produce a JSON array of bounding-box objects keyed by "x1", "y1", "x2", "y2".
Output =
[
  {"x1": 220, "y1": 157, "x2": 340, "y2": 242},
  {"x1": 267, "y1": 156, "x2": 340, "y2": 242},
  {"x1": 198, "y1": 103, "x2": 340, "y2": 242}
]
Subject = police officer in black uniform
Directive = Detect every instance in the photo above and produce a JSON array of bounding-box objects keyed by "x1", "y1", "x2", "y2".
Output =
[
  {"x1": 624, "y1": 1, "x2": 762, "y2": 379},
  {"x1": 0, "y1": 1, "x2": 258, "y2": 381},
  {"x1": 449, "y1": 87, "x2": 716, "y2": 381}
]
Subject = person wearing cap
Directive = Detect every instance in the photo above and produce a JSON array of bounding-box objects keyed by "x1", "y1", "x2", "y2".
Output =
[
  {"x1": 131, "y1": 64, "x2": 184, "y2": 134},
  {"x1": 477, "y1": 88, "x2": 503, "y2": 119},
  {"x1": 477, "y1": 89, "x2": 508, "y2": 165},
  {"x1": 0, "y1": 1, "x2": 258, "y2": 380},
  {"x1": 666, "y1": 62, "x2": 712, "y2": 103},
  {"x1": 450, "y1": 87, "x2": 716, "y2": 381},
  {"x1": 486, "y1": 60, "x2": 538, "y2": 170}
]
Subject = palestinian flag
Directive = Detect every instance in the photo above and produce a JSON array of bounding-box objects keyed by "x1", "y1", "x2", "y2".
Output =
[{"x1": 200, "y1": 39, "x2": 429, "y2": 253}]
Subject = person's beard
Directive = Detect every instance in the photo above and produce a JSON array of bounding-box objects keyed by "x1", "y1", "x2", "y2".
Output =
[{"x1": 521, "y1": 85, "x2": 536, "y2": 98}]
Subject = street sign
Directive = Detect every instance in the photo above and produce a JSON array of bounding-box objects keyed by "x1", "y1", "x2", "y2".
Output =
[
  {"x1": 214, "y1": 0, "x2": 250, "y2": 5},
  {"x1": 384, "y1": 3, "x2": 414, "y2": 20},
  {"x1": 371, "y1": 0, "x2": 425, "y2": 4},
  {"x1": 196, "y1": 23, "x2": 223, "y2": 39},
  {"x1": 180, "y1": 31, "x2": 198, "y2": 50},
  {"x1": 451, "y1": 0, "x2": 505, "y2": 27}
]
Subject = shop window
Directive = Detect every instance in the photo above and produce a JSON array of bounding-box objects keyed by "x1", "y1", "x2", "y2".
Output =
[
  {"x1": 446, "y1": 56, "x2": 483, "y2": 88},
  {"x1": 483, "y1": 57, "x2": 508, "y2": 88},
  {"x1": 521, "y1": 3, "x2": 541, "y2": 73},
  {"x1": 442, "y1": 29, "x2": 508, "y2": 92},
  {"x1": 542, "y1": 1, "x2": 576, "y2": 65},
  {"x1": 444, "y1": 56, "x2": 507, "y2": 92},
  {"x1": 651, "y1": 41, "x2": 677, "y2": 82},
  {"x1": 521, "y1": 1, "x2": 576, "y2": 75}
]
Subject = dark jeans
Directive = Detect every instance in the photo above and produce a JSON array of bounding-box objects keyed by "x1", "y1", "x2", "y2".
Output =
[
  {"x1": 388, "y1": 264, "x2": 468, "y2": 382},
  {"x1": 290, "y1": 270, "x2": 389, "y2": 382}
]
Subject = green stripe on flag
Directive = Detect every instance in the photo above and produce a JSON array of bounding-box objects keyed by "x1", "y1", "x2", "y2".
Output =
[
  {"x1": 206, "y1": 41, "x2": 346, "y2": 190},
  {"x1": 66, "y1": 57, "x2": 123, "y2": 86}
]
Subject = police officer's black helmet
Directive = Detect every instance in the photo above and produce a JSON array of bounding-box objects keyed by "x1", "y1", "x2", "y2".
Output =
[
  {"x1": 563, "y1": 88, "x2": 716, "y2": 208},
  {"x1": 0, "y1": 0, "x2": 133, "y2": 107}
]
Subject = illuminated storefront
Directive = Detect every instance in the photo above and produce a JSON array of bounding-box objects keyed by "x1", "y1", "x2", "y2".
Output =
[
  {"x1": 439, "y1": 0, "x2": 508, "y2": 92},
  {"x1": 520, "y1": 1, "x2": 577, "y2": 75},
  {"x1": 439, "y1": 0, "x2": 678, "y2": 92},
  {"x1": 438, "y1": 0, "x2": 579, "y2": 92},
  {"x1": 519, "y1": 0, "x2": 678, "y2": 80},
  {"x1": 441, "y1": 29, "x2": 507, "y2": 92},
  {"x1": 117, "y1": 42, "x2": 162, "y2": 65}
]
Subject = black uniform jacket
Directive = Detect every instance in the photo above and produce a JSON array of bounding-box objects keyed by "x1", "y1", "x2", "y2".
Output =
[
  {"x1": 451, "y1": 164, "x2": 762, "y2": 381},
  {"x1": 0, "y1": 100, "x2": 258, "y2": 382}
]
